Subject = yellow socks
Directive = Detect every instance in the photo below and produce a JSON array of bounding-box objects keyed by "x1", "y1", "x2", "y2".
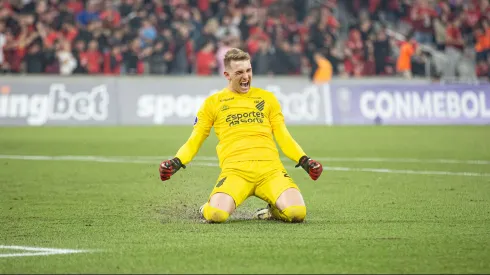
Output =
[
  {"x1": 202, "y1": 203, "x2": 230, "y2": 223},
  {"x1": 271, "y1": 205, "x2": 306, "y2": 223}
]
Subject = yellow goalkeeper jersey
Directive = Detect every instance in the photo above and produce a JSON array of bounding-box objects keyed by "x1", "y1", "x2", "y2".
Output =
[{"x1": 175, "y1": 86, "x2": 306, "y2": 167}]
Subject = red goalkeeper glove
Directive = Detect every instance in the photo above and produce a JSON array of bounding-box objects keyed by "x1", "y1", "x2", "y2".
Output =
[
  {"x1": 159, "y1": 157, "x2": 186, "y2": 181},
  {"x1": 296, "y1": 155, "x2": 323, "y2": 181}
]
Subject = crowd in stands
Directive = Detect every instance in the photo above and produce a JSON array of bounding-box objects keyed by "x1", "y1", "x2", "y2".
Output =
[
  {"x1": 344, "y1": 0, "x2": 490, "y2": 80},
  {"x1": 0, "y1": 0, "x2": 489, "y2": 80}
]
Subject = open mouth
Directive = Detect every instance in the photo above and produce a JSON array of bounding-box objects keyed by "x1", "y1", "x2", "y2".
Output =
[{"x1": 240, "y1": 81, "x2": 250, "y2": 89}]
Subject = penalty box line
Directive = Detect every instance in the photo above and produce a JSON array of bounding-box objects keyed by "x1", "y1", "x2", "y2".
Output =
[
  {"x1": 0, "y1": 155, "x2": 489, "y2": 178},
  {"x1": 0, "y1": 245, "x2": 95, "y2": 258}
]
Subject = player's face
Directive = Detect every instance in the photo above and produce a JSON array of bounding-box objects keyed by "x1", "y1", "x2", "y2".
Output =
[{"x1": 225, "y1": 60, "x2": 253, "y2": 94}]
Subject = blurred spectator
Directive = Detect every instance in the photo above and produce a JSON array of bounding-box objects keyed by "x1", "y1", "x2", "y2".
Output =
[
  {"x1": 23, "y1": 42, "x2": 45, "y2": 74},
  {"x1": 410, "y1": 0, "x2": 436, "y2": 44},
  {"x1": 104, "y1": 44, "x2": 123, "y2": 75},
  {"x1": 373, "y1": 29, "x2": 394, "y2": 75},
  {"x1": 196, "y1": 40, "x2": 216, "y2": 75},
  {"x1": 148, "y1": 40, "x2": 171, "y2": 75},
  {"x1": 433, "y1": 15, "x2": 447, "y2": 51},
  {"x1": 123, "y1": 38, "x2": 143, "y2": 75},
  {"x1": 444, "y1": 18, "x2": 465, "y2": 77},
  {"x1": 82, "y1": 39, "x2": 102, "y2": 74},
  {"x1": 57, "y1": 40, "x2": 77, "y2": 75},
  {"x1": 252, "y1": 39, "x2": 274, "y2": 75},
  {"x1": 216, "y1": 38, "x2": 234, "y2": 76},
  {"x1": 312, "y1": 52, "x2": 333, "y2": 84},
  {"x1": 396, "y1": 34, "x2": 417, "y2": 79},
  {"x1": 476, "y1": 59, "x2": 489, "y2": 79},
  {"x1": 72, "y1": 39, "x2": 87, "y2": 74},
  {"x1": 76, "y1": 1, "x2": 99, "y2": 27},
  {"x1": 139, "y1": 20, "x2": 157, "y2": 49},
  {"x1": 475, "y1": 19, "x2": 490, "y2": 62},
  {"x1": 0, "y1": 20, "x2": 6, "y2": 72}
]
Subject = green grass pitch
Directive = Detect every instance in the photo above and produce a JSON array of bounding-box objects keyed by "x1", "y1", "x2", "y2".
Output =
[{"x1": 0, "y1": 125, "x2": 489, "y2": 273}]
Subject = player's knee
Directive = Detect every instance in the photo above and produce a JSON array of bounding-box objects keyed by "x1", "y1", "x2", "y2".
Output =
[
  {"x1": 282, "y1": 205, "x2": 307, "y2": 223},
  {"x1": 203, "y1": 205, "x2": 230, "y2": 223}
]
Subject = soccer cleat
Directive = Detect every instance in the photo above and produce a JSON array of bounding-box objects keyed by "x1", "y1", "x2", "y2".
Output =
[
  {"x1": 198, "y1": 203, "x2": 205, "y2": 219},
  {"x1": 252, "y1": 204, "x2": 273, "y2": 220}
]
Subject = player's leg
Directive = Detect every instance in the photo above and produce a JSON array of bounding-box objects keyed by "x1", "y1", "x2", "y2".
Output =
[
  {"x1": 254, "y1": 168, "x2": 307, "y2": 223},
  {"x1": 200, "y1": 193, "x2": 235, "y2": 223},
  {"x1": 268, "y1": 187, "x2": 306, "y2": 223},
  {"x1": 200, "y1": 173, "x2": 254, "y2": 223}
]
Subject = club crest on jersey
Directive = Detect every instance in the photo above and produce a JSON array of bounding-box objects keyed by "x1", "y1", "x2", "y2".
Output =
[
  {"x1": 220, "y1": 105, "x2": 229, "y2": 112},
  {"x1": 255, "y1": 100, "x2": 265, "y2": 111}
]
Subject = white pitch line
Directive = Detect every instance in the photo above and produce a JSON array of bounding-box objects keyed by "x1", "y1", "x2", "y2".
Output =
[
  {"x1": 0, "y1": 155, "x2": 489, "y2": 178},
  {"x1": 75, "y1": 155, "x2": 490, "y2": 165},
  {"x1": 0, "y1": 245, "x2": 91, "y2": 258},
  {"x1": 325, "y1": 166, "x2": 490, "y2": 177}
]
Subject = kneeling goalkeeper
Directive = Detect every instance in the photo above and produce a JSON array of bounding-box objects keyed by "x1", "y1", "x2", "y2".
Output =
[{"x1": 159, "y1": 48, "x2": 323, "y2": 223}]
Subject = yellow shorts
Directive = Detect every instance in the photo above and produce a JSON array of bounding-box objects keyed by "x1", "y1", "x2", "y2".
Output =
[{"x1": 208, "y1": 160, "x2": 300, "y2": 207}]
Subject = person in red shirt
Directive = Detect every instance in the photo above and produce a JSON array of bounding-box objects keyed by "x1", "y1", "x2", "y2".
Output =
[
  {"x1": 66, "y1": 0, "x2": 84, "y2": 15},
  {"x1": 39, "y1": 23, "x2": 61, "y2": 49},
  {"x1": 410, "y1": 0, "x2": 437, "y2": 44},
  {"x1": 197, "y1": 0, "x2": 209, "y2": 13},
  {"x1": 476, "y1": 59, "x2": 489, "y2": 78},
  {"x1": 480, "y1": 0, "x2": 490, "y2": 20},
  {"x1": 321, "y1": 7, "x2": 339, "y2": 30},
  {"x1": 62, "y1": 21, "x2": 78, "y2": 45},
  {"x1": 346, "y1": 29, "x2": 364, "y2": 57},
  {"x1": 195, "y1": 41, "x2": 216, "y2": 75},
  {"x1": 104, "y1": 45, "x2": 122, "y2": 75},
  {"x1": 81, "y1": 40, "x2": 102, "y2": 74},
  {"x1": 446, "y1": 18, "x2": 465, "y2": 52},
  {"x1": 100, "y1": 2, "x2": 121, "y2": 28}
]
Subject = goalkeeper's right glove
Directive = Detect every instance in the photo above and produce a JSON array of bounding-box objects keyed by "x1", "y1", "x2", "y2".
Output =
[{"x1": 159, "y1": 157, "x2": 186, "y2": 181}]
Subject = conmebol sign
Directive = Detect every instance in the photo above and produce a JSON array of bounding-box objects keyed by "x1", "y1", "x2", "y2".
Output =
[{"x1": 329, "y1": 84, "x2": 490, "y2": 125}]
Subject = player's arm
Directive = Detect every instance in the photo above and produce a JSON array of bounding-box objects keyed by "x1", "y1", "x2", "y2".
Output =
[
  {"x1": 159, "y1": 97, "x2": 215, "y2": 181},
  {"x1": 269, "y1": 94, "x2": 323, "y2": 180}
]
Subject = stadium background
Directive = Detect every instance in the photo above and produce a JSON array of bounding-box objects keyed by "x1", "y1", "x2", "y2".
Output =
[
  {"x1": 1, "y1": 0, "x2": 489, "y2": 274},
  {"x1": 0, "y1": 0, "x2": 489, "y2": 79}
]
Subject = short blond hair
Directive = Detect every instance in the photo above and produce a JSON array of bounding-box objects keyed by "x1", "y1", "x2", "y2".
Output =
[{"x1": 224, "y1": 48, "x2": 250, "y2": 69}]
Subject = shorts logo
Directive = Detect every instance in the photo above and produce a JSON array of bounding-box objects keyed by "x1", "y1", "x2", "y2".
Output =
[
  {"x1": 255, "y1": 100, "x2": 265, "y2": 111},
  {"x1": 216, "y1": 177, "x2": 227, "y2": 187},
  {"x1": 283, "y1": 171, "x2": 293, "y2": 182}
]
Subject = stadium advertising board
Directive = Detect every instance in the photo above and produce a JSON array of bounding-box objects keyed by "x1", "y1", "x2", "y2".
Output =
[
  {"x1": 329, "y1": 84, "x2": 490, "y2": 125},
  {"x1": 1, "y1": 77, "x2": 489, "y2": 126},
  {"x1": 117, "y1": 77, "x2": 329, "y2": 125},
  {"x1": 0, "y1": 78, "x2": 118, "y2": 126}
]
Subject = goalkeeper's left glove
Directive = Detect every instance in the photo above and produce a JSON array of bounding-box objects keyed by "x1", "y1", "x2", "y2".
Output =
[
  {"x1": 296, "y1": 155, "x2": 323, "y2": 181},
  {"x1": 159, "y1": 157, "x2": 186, "y2": 181}
]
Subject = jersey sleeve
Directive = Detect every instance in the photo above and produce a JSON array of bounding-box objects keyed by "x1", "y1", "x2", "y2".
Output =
[
  {"x1": 268, "y1": 93, "x2": 306, "y2": 163},
  {"x1": 175, "y1": 96, "x2": 216, "y2": 164}
]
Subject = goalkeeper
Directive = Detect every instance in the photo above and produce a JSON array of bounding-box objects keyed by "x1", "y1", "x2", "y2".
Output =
[{"x1": 159, "y1": 48, "x2": 323, "y2": 223}]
